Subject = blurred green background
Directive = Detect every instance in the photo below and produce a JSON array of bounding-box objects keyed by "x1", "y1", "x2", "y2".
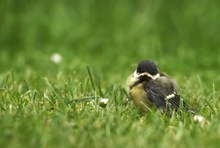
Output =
[
  {"x1": 1, "y1": 0, "x2": 220, "y2": 147},
  {"x1": 0, "y1": 0, "x2": 220, "y2": 86}
]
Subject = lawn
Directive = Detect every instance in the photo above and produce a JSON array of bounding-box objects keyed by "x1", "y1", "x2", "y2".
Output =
[{"x1": 0, "y1": 0, "x2": 220, "y2": 148}]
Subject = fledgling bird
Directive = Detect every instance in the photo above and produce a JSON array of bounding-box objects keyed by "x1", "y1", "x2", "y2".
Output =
[{"x1": 127, "y1": 60, "x2": 195, "y2": 115}]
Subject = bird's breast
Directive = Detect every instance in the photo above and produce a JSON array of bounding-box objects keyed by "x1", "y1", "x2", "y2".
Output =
[{"x1": 129, "y1": 83, "x2": 149, "y2": 106}]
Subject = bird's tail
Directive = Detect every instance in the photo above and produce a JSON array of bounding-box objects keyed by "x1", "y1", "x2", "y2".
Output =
[
  {"x1": 182, "y1": 100, "x2": 206, "y2": 125},
  {"x1": 182, "y1": 101, "x2": 196, "y2": 114}
]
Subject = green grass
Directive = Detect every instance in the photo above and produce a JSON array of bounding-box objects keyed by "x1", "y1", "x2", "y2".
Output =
[
  {"x1": 0, "y1": 61, "x2": 219, "y2": 148},
  {"x1": 1, "y1": 0, "x2": 220, "y2": 147}
]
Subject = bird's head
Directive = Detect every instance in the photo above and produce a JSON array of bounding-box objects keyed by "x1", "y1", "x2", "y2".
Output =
[
  {"x1": 133, "y1": 60, "x2": 160, "y2": 81},
  {"x1": 127, "y1": 60, "x2": 160, "y2": 90}
]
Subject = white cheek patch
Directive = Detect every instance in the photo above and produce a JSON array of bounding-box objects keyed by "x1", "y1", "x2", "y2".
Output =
[
  {"x1": 133, "y1": 70, "x2": 139, "y2": 78},
  {"x1": 152, "y1": 73, "x2": 160, "y2": 80},
  {"x1": 130, "y1": 75, "x2": 139, "y2": 83},
  {"x1": 127, "y1": 73, "x2": 140, "y2": 90}
]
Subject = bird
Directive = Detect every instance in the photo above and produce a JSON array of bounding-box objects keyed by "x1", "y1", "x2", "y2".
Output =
[{"x1": 127, "y1": 60, "x2": 195, "y2": 115}]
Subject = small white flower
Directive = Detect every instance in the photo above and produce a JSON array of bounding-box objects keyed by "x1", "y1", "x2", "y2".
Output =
[
  {"x1": 193, "y1": 115, "x2": 206, "y2": 127},
  {"x1": 51, "y1": 53, "x2": 62, "y2": 64},
  {"x1": 193, "y1": 115, "x2": 205, "y2": 122},
  {"x1": 99, "y1": 98, "x2": 109, "y2": 108},
  {"x1": 193, "y1": 115, "x2": 209, "y2": 128}
]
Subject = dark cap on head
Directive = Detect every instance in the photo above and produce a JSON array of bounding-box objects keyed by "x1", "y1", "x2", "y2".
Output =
[{"x1": 137, "y1": 60, "x2": 158, "y2": 75}]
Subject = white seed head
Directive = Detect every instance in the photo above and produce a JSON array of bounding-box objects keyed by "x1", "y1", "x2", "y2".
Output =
[
  {"x1": 99, "y1": 98, "x2": 109, "y2": 108},
  {"x1": 51, "y1": 53, "x2": 62, "y2": 64}
]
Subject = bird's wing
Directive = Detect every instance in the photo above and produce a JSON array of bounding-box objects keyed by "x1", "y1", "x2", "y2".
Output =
[{"x1": 143, "y1": 80, "x2": 180, "y2": 111}]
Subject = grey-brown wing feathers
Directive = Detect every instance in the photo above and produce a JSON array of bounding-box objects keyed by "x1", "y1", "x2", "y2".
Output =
[
  {"x1": 143, "y1": 79, "x2": 194, "y2": 113},
  {"x1": 144, "y1": 81, "x2": 180, "y2": 111}
]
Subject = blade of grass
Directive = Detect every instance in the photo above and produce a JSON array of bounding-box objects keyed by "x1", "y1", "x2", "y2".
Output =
[
  {"x1": 94, "y1": 73, "x2": 104, "y2": 97},
  {"x1": 44, "y1": 77, "x2": 59, "y2": 99},
  {"x1": 203, "y1": 97, "x2": 216, "y2": 114},
  {"x1": 87, "y1": 66, "x2": 96, "y2": 92}
]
